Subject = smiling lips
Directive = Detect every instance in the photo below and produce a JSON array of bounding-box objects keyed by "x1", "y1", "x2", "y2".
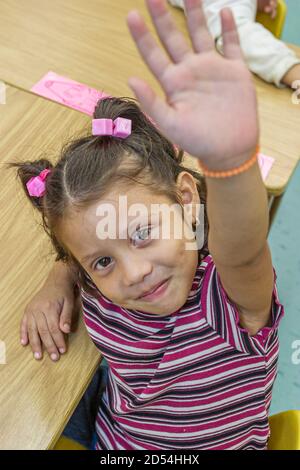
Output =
[{"x1": 137, "y1": 278, "x2": 170, "y2": 301}]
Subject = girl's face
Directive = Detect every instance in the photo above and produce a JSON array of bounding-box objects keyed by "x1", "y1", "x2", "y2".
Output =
[{"x1": 60, "y1": 172, "x2": 201, "y2": 316}]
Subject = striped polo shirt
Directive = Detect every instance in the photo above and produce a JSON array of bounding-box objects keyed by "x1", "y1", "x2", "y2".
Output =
[{"x1": 80, "y1": 254, "x2": 284, "y2": 450}]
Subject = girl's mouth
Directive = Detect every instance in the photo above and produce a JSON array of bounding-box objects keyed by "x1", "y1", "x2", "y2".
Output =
[{"x1": 137, "y1": 278, "x2": 170, "y2": 301}]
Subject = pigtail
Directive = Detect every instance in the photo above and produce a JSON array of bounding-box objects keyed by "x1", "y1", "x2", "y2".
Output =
[
  {"x1": 7, "y1": 159, "x2": 53, "y2": 213},
  {"x1": 7, "y1": 159, "x2": 70, "y2": 263}
]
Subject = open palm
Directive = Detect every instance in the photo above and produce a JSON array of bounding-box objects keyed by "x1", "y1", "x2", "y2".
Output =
[{"x1": 127, "y1": 0, "x2": 259, "y2": 170}]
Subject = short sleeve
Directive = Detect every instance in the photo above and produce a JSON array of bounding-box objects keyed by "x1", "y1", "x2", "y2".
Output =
[{"x1": 200, "y1": 255, "x2": 285, "y2": 355}]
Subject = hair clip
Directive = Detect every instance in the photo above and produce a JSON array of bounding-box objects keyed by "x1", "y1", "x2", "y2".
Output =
[
  {"x1": 26, "y1": 168, "x2": 51, "y2": 197},
  {"x1": 92, "y1": 117, "x2": 132, "y2": 139}
]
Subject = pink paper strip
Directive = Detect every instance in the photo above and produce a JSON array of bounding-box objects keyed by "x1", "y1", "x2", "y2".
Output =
[
  {"x1": 258, "y1": 152, "x2": 275, "y2": 181},
  {"x1": 31, "y1": 71, "x2": 109, "y2": 115}
]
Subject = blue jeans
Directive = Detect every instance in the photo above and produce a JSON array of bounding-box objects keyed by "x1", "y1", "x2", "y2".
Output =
[{"x1": 62, "y1": 361, "x2": 108, "y2": 450}]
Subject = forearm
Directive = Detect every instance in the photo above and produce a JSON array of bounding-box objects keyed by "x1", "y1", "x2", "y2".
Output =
[
  {"x1": 45, "y1": 260, "x2": 79, "y2": 289},
  {"x1": 281, "y1": 63, "x2": 300, "y2": 87},
  {"x1": 206, "y1": 159, "x2": 269, "y2": 267}
]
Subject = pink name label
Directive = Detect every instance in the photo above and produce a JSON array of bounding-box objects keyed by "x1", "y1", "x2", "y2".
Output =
[{"x1": 31, "y1": 71, "x2": 109, "y2": 115}]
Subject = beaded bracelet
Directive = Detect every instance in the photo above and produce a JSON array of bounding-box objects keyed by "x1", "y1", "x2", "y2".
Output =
[{"x1": 198, "y1": 146, "x2": 259, "y2": 179}]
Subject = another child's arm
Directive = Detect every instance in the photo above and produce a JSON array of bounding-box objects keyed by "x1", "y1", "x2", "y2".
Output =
[
  {"x1": 127, "y1": 0, "x2": 273, "y2": 335},
  {"x1": 281, "y1": 63, "x2": 300, "y2": 87},
  {"x1": 168, "y1": 0, "x2": 300, "y2": 88},
  {"x1": 21, "y1": 260, "x2": 80, "y2": 361},
  {"x1": 231, "y1": 20, "x2": 300, "y2": 88}
]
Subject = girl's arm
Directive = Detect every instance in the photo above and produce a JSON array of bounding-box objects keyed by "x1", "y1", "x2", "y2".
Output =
[
  {"x1": 47, "y1": 259, "x2": 79, "y2": 290},
  {"x1": 127, "y1": 0, "x2": 274, "y2": 335},
  {"x1": 206, "y1": 161, "x2": 273, "y2": 335}
]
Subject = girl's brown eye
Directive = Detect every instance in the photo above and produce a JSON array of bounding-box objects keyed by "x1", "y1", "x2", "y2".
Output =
[{"x1": 95, "y1": 256, "x2": 112, "y2": 270}]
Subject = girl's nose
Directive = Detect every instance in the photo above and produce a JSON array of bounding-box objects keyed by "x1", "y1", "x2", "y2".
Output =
[{"x1": 121, "y1": 254, "x2": 153, "y2": 287}]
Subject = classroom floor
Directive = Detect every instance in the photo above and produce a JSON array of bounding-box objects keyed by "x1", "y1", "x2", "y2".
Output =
[{"x1": 268, "y1": 0, "x2": 300, "y2": 415}]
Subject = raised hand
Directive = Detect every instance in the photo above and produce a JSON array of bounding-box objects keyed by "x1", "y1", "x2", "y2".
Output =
[{"x1": 127, "y1": 0, "x2": 259, "y2": 171}]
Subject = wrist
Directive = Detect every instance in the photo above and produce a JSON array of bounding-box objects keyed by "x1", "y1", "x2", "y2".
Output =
[
  {"x1": 46, "y1": 260, "x2": 79, "y2": 289},
  {"x1": 198, "y1": 146, "x2": 259, "y2": 177}
]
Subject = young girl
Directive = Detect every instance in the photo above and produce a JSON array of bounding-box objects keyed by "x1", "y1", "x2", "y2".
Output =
[
  {"x1": 169, "y1": 0, "x2": 300, "y2": 87},
  {"x1": 9, "y1": 0, "x2": 284, "y2": 450}
]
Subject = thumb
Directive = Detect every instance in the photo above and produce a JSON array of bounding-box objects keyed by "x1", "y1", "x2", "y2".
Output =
[
  {"x1": 59, "y1": 299, "x2": 73, "y2": 333},
  {"x1": 128, "y1": 77, "x2": 171, "y2": 132}
]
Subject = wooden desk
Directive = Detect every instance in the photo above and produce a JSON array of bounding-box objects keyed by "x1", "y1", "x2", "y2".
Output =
[
  {"x1": 0, "y1": 85, "x2": 101, "y2": 450},
  {"x1": 0, "y1": 0, "x2": 159, "y2": 96},
  {"x1": 0, "y1": 0, "x2": 299, "y2": 198},
  {"x1": 254, "y1": 64, "x2": 300, "y2": 222}
]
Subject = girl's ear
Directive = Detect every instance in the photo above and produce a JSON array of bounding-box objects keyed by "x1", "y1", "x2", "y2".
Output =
[{"x1": 176, "y1": 171, "x2": 200, "y2": 205}]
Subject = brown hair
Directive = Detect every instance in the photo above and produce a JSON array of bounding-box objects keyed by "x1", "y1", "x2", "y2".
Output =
[{"x1": 7, "y1": 96, "x2": 208, "y2": 295}]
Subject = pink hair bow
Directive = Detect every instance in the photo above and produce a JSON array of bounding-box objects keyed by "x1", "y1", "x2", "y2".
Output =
[
  {"x1": 92, "y1": 117, "x2": 132, "y2": 138},
  {"x1": 26, "y1": 168, "x2": 51, "y2": 197}
]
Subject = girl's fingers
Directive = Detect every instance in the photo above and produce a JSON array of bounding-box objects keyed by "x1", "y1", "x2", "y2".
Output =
[
  {"x1": 59, "y1": 298, "x2": 73, "y2": 334},
  {"x1": 27, "y1": 316, "x2": 43, "y2": 360},
  {"x1": 46, "y1": 314, "x2": 67, "y2": 356},
  {"x1": 184, "y1": 0, "x2": 215, "y2": 53},
  {"x1": 128, "y1": 76, "x2": 172, "y2": 130},
  {"x1": 127, "y1": 10, "x2": 171, "y2": 85},
  {"x1": 20, "y1": 315, "x2": 29, "y2": 346},
  {"x1": 145, "y1": 0, "x2": 191, "y2": 63},
  {"x1": 35, "y1": 313, "x2": 60, "y2": 361},
  {"x1": 220, "y1": 8, "x2": 243, "y2": 60},
  {"x1": 127, "y1": 6, "x2": 175, "y2": 127}
]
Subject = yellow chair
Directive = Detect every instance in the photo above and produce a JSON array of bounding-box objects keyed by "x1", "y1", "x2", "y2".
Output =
[
  {"x1": 268, "y1": 410, "x2": 300, "y2": 450},
  {"x1": 256, "y1": 0, "x2": 287, "y2": 39},
  {"x1": 53, "y1": 436, "x2": 88, "y2": 450}
]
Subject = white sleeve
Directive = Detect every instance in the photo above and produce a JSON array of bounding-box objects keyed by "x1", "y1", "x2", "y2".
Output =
[
  {"x1": 216, "y1": 21, "x2": 300, "y2": 87},
  {"x1": 168, "y1": 0, "x2": 300, "y2": 87},
  {"x1": 168, "y1": 0, "x2": 256, "y2": 38}
]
